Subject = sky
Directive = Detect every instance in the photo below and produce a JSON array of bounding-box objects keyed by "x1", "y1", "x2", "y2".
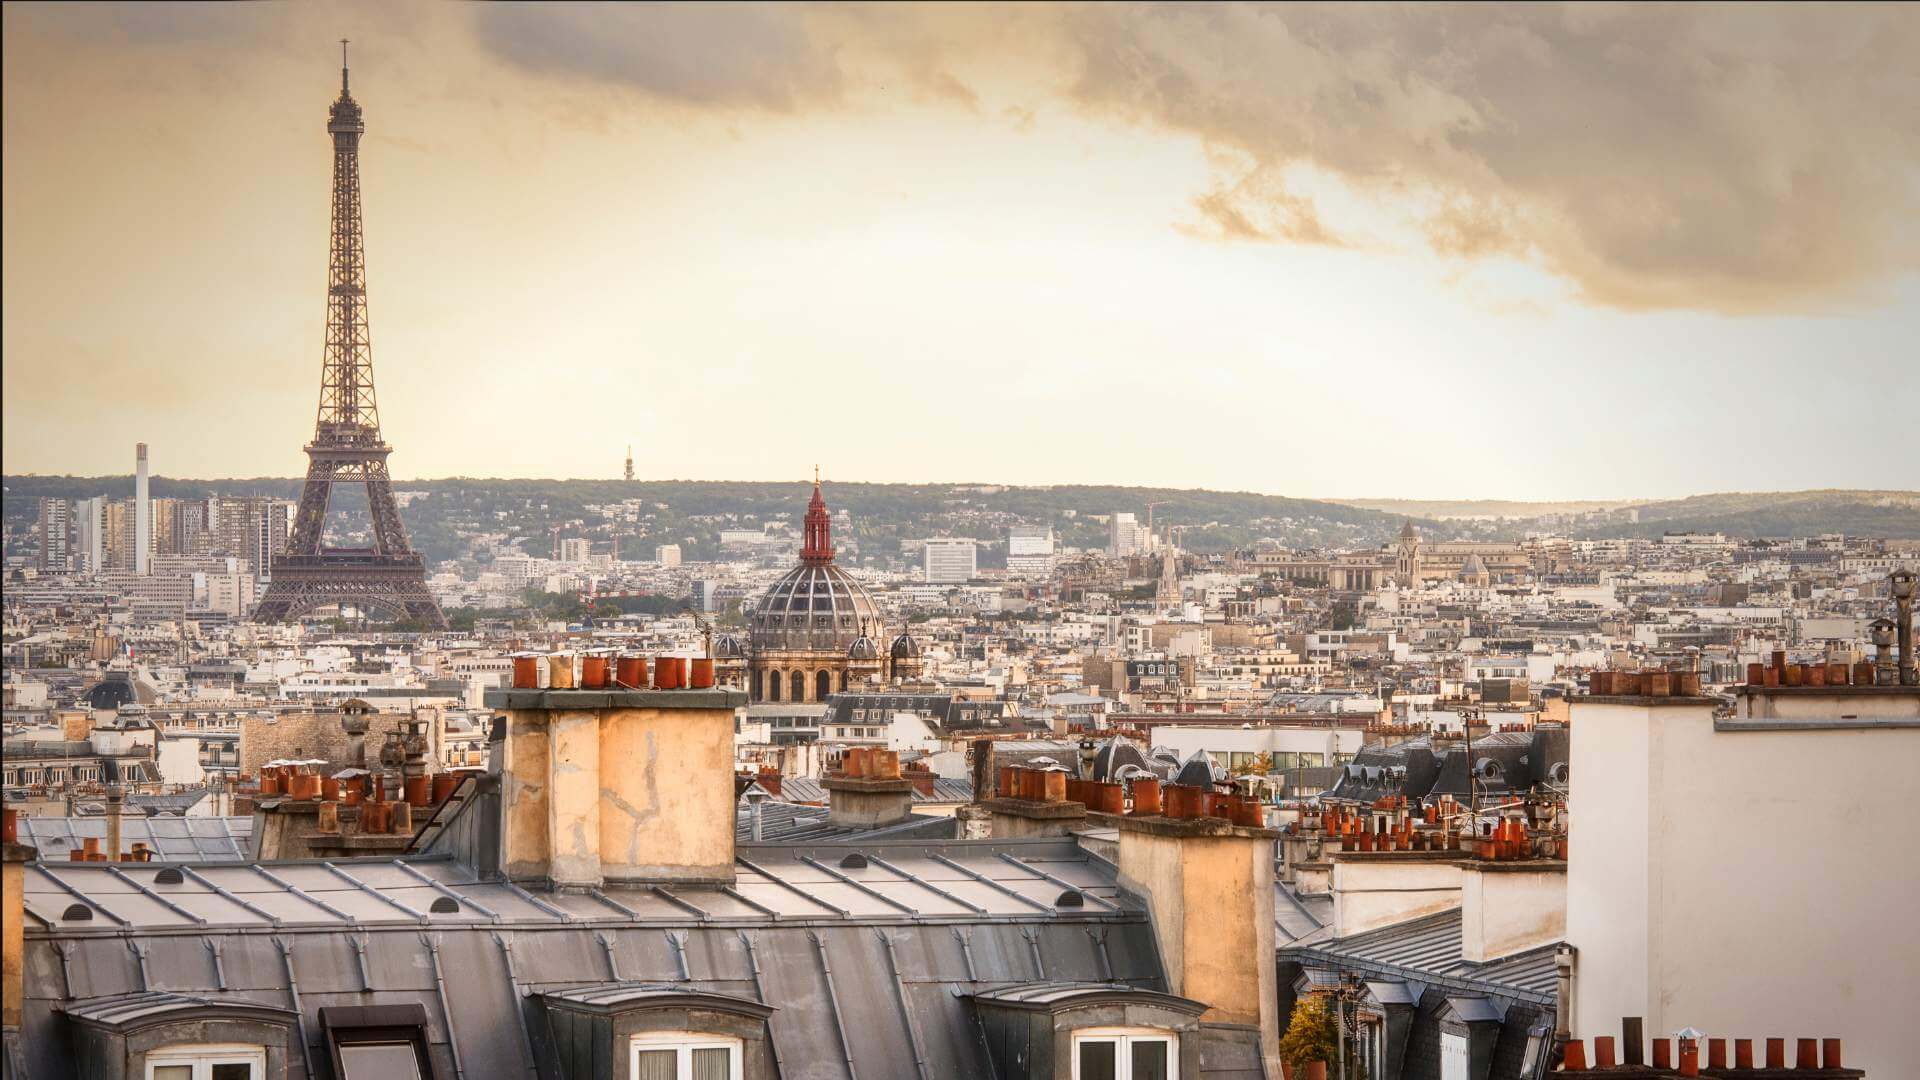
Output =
[{"x1": 3, "y1": 1, "x2": 1916, "y2": 501}]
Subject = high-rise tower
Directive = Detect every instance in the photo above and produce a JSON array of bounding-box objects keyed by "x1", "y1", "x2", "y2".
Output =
[
  {"x1": 254, "y1": 45, "x2": 445, "y2": 628},
  {"x1": 134, "y1": 443, "x2": 151, "y2": 575}
]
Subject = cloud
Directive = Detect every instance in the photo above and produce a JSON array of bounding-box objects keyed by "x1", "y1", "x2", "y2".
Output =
[
  {"x1": 1055, "y1": 2, "x2": 1920, "y2": 312},
  {"x1": 465, "y1": 2, "x2": 1920, "y2": 314},
  {"x1": 472, "y1": 2, "x2": 842, "y2": 110},
  {"x1": 1189, "y1": 174, "x2": 1345, "y2": 247}
]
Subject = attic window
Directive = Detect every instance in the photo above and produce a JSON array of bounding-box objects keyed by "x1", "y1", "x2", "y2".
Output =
[
  {"x1": 145, "y1": 1044, "x2": 265, "y2": 1079},
  {"x1": 1072, "y1": 1029, "x2": 1177, "y2": 1080},
  {"x1": 630, "y1": 1033, "x2": 742, "y2": 1080},
  {"x1": 322, "y1": 1005, "x2": 432, "y2": 1080}
]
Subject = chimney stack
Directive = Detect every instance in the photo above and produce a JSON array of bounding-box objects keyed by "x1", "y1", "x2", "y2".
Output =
[
  {"x1": 825, "y1": 748, "x2": 915, "y2": 828},
  {"x1": 1891, "y1": 570, "x2": 1917, "y2": 686},
  {"x1": 1115, "y1": 787, "x2": 1282, "y2": 1077},
  {"x1": 106, "y1": 782, "x2": 125, "y2": 863},
  {"x1": 486, "y1": 676, "x2": 748, "y2": 889},
  {"x1": 4, "y1": 815, "x2": 36, "y2": 1044}
]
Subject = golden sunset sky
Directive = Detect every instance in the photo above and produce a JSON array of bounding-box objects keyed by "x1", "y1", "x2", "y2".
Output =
[{"x1": 4, "y1": 2, "x2": 1916, "y2": 498}]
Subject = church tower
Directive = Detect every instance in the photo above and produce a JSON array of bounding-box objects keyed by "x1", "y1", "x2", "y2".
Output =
[{"x1": 1395, "y1": 519, "x2": 1423, "y2": 585}]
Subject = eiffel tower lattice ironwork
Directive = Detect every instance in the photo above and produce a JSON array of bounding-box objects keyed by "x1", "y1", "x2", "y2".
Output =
[{"x1": 254, "y1": 44, "x2": 445, "y2": 628}]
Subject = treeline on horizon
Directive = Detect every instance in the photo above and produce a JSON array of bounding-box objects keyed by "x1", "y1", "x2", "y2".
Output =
[{"x1": 4, "y1": 475, "x2": 1917, "y2": 547}]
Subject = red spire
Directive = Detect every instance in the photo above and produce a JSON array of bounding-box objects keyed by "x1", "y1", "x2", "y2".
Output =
[{"x1": 801, "y1": 470, "x2": 834, "y2": 565}]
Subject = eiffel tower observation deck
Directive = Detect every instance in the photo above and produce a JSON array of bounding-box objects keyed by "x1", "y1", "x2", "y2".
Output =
[{"x1": 253, "y1": 44, "x2": 446, "y2": 628}]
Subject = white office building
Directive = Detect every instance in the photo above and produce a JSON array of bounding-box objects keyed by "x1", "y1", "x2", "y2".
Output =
[
  {"x1": 1109, "y1": 512, "x2": 1153, "y2": 557},
  {"x1": 923, "y1": 538, "x2": 978, "y2": 584},
  {"x1": 1007, "y1": 526, "x2": 1056, "y2": 578}
]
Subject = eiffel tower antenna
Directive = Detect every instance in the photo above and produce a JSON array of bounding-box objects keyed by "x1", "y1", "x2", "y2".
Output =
[{"x1": 254, "y1": 49, "x2": 445, "y2": 628}]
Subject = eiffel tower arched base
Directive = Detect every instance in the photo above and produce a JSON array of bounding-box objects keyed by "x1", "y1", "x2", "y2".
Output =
[{"x1": 253, "y1": 555, "x2": 447, "y2": 628}]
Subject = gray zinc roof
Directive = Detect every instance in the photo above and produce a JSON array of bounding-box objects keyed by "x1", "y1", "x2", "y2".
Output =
[
  {"x1": 59, "y1": 990, "x2": 296, "y2": 1030},
  {"x1": 1279, "y1": 908, "x2": 1559, "y2": 1006},
  {"x1": 766, "y1": 776, "x2": 973, "y2": 805},
  {"x1": 19, "y1": 838, "x2": 1162, "y2": 1080},
  {"x1": 18, "y1": 814, "x2": 253, "y2": 862},
  {"x1": 734, "y1": 800, "x2": 954, "y2": 844}
]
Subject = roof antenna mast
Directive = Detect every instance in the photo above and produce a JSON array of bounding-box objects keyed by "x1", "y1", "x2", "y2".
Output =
[{"x1": 340, "y1": 38, "x2": 350, "y2": 95}]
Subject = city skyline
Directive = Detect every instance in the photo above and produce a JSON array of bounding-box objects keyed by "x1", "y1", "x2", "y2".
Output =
[{"x1": 4, "y1": 2, "x2": 1918, "y2": 499}]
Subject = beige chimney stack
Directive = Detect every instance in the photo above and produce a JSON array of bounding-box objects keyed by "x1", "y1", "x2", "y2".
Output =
[
  {"x1": 3, "y1": 835, "x2": 33, "y2": 1040},
  {"x1": 1115, "y1": 794, "x2": 1282, "y2": 1077},
  {"x1": 490, "y1": 683, "x2": 748, "y2": 889},
  {"x1": 824, "y1": 748, "x2": 916, "y2": 828}
]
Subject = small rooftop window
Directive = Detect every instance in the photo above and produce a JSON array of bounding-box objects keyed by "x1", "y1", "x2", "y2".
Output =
[
  {"x1": 631, "y1": 1033, "x2": 741, "y2": 1080},
  {"x1": 145, "y1": 1043, "x2": 264, "y2": 1080},
  {"x1": 1073, "y1": 1029, "x2": 1177, "y2": 1080}
]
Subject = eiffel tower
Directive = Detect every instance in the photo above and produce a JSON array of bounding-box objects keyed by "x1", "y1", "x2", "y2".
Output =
[{"x1": 254, "y1": 44, "x2": 445, "y2": 628}]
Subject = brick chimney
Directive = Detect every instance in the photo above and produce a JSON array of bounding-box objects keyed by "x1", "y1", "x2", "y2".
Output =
[
  {"x1": 979, "y1": 764, "x2": 1089, "y2": 837},
  {"x1": 486, "y1": 683, "x2": 748, "y2": 889},
  {"x1": 754, "y1": 765, "x2": 782, "y2": 798},
  {"x1": 825, "y1": 748, "x2": 915, "y2": 828}
]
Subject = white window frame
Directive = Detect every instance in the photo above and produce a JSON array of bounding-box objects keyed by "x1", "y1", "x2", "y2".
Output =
[
  {"x1": 1070, "y1": 1027, "x2": 1179, "y2": 1080},
  {"x1": 628, "y1": 1032, "x2": 742, "y2": 1080},
  {"x1": 1440, "y1": 1031, "x2": 1470, "y2": 1080},
  {"x1": 145, "y1": 1043, "x2": 266, "y2": 1079}
]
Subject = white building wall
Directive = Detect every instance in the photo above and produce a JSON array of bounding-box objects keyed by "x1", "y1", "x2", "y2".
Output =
[
  {"x1": 1145, "y1": 725, "x2": 1364, "y2": 766},
  {"x1": 1567, "y1": 701, "x2": 1655, "y2": 1035},
  {"x1": 155, "y1": 734, "x2": 208, "y2": 787},
  {"x1": 1568, "y1": 697, "x2": 1920, "y2": 1079}
]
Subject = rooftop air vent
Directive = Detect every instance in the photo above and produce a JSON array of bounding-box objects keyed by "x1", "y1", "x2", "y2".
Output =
[
  {"x1": 61, "y1": 904, "x2": 93, "y2": 922},
  {"x1": 839, "y1": 853, "x2": 869, "y2": 870},
  {"x1": 154, "y1": 868, "x2": 185, "y2": 886},
  {"x1": 429, "y1": 897, "x2": 460, "y2": 914},
  {"x1": 1056, "y1": 890, "x2": 1085, "y2": 908}
]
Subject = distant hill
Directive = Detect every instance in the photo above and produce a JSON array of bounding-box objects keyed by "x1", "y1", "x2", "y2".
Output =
[
  {"x1": 1329, "y1": 491, "x2": 1920, "y2": 539},
  {"x1": 7, "y1": 479, "x2": 1914, "y2": 566},
  {"x1": 1329, "y1": 497, "x2": 1631, "y2": 520},
  {"x1": 1588, "y1": 490, "x2": 1920, "y2": 540},
  {"x1": 2, "y1": 476, "x2": 1425, "y2": 564}
]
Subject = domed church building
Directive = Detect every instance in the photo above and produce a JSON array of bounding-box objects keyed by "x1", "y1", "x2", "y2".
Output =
[{"x1": 747, "y1": 479, "x2": 892, "y2": 703}]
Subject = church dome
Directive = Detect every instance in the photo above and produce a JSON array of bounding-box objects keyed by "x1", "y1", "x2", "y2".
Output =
[
  {"x1": 750, "y1": 563, "x2": 885, "y2": 651},
  {"x1": 848, "y1": 636, "x2": 880, "y2": 660},
  {"x1": 713, "y1": 633, "x2": 747, "y2": 659},
  {"x1": 748, "y1": 480, "x2": 885, "y2": 653},
  {"x1": 889, "y1": 632, "x2": 921, "y2": 659}
]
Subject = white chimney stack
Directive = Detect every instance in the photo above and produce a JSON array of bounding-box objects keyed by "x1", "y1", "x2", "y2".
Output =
[{"x1": 134, "y1": 443, "x2": 151, "y2": 575}]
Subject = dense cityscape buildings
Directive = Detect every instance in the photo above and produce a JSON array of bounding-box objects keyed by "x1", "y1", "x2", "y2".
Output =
[
  {"x1": 8, "y1": 452, "x2": 1918, "y2": 1078},
  {"x1": 4, "y1": 11, "x2": 1919, "y2": 1080}
]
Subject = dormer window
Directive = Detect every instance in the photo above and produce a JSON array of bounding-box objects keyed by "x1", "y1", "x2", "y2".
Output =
[
  {"x1": 146, "y1": 1045, "x2": 265, "y2": 1080},
  {"x1": 1072, "y1": 1029, "x2": 1177, "y2": 1080},
  {"x1": 630, "y1": 1033, "x2": 742, "y2": 1079},
  {"x1": 970, "y1": 983, "x2": 1202, "y2": 1080},
  {"x1": 538, "y1": 984, "x2": 773, "y2": 1080}
]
